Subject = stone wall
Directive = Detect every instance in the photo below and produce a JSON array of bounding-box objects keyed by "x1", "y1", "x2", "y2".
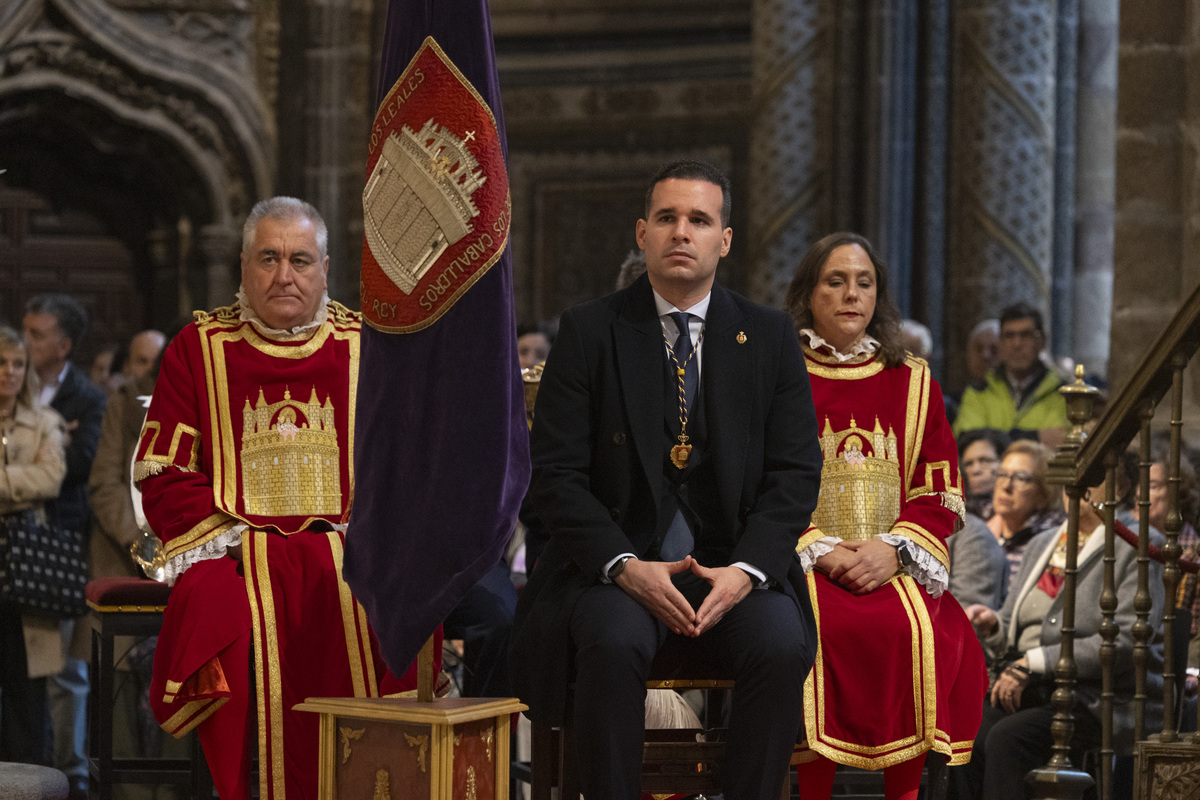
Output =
[{"x1": 1112, "y1": 0, "x2": 1200, "y2": 414}]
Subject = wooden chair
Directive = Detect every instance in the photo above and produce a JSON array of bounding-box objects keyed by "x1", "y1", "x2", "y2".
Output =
[
  {"x1": 528, "y1": 677, "x2": 737, "y2": 800},
  {"x1": 86, "y1": 577, "x2": 211, "y2": 800}
]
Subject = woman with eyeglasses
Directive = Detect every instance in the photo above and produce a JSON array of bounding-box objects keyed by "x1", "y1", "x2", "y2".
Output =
[
  {"x1": 783, "y1": 233, "x2": 986, "y2": 800},
  {"x1": 987, "y1": 440, "x2": 1065, "y2": 603},
  {"x1": 957, "y1": 475, "x2": 1165, "y2": 800},
  {"x1": 957, "y1": 429, "x2": 1009, "y2": 520}
]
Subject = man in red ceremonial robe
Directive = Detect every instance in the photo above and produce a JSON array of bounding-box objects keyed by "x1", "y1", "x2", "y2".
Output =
[{"x1": 135, "y1": 197, "x2": 434, "y2": 800}]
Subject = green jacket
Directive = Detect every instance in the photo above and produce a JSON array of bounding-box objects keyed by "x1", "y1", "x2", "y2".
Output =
[{"x1": 953, "y1": 366, "x2": 1068, "y2": 437}]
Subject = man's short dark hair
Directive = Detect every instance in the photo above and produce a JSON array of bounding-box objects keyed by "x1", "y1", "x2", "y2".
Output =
[
  {"x1": 999, "y1": 301, "x2": 1044, "y2": 334},
  {"x1": 25, "y1": 293, "x2": 88, "y2": 354},
  {"x1": 644, "y1": 159, "x2": 732, "y2": 227}
]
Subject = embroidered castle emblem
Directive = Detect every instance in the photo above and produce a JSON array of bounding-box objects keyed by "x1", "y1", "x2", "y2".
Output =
[
  {"x1": 364, "y1": 119, "x2": 486, "y2": 296},
  {"x1": 240, "y1": 387, "x2": 341, "y2": 517},
  {"x1": 811, "y1": 416, "x2": 902, "y2": 541},
  {"x1": 360, "y1": 37, "x2": 510, "y2": 333}
]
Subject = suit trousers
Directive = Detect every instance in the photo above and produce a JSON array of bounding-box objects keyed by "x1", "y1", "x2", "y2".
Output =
[
  {"x1": 950, "y1": 696, "x2": 1101, "y2": 800},
  {"x1": 568, "y1": 571, "x2": 812, "y2": 800}
]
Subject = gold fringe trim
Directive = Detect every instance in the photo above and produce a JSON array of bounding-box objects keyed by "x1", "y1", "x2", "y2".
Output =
[
  {"x1": 938, "y1": 491, "x2": 966, "y2": 521},
  {"x1": 133, "y1": 461, "x2": 165, "y2": 482}
]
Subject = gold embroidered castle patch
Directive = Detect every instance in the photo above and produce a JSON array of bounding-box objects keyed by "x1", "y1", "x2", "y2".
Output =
[
  {"x1": 811, "y1": 416, "x2": 902, "y2": 541},
  {"x1": 240, "y1": 387, "x2": 342, "y2": 517}
]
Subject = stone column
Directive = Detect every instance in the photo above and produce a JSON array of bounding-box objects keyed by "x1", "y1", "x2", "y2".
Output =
[
  {"x1": 746, "y1": 0, "x2": 832, "y2": 307},
  {"x1": 1050, "y1": 0, "x2": 1078, "y2": 362},
  {"x1": 1111, "y1": 2, "x2": 1192, "y2": 395},
  {"x1": 301, "y1": 0, "x2": 374, "y2": 306},
  {"x1": 1071, "y1": 0, "x2": 1118, "y2": 380},
  {"x1": 198, "y1": 223, "x2": 240, "y2": 309},
  {"x1": 946, "y1": 0, "x2": 1059, "y2": 390}
]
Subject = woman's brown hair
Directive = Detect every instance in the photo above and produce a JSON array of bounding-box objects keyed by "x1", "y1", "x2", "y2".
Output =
[{"x1": 782, "y1": 232, "x2": 907, "y2": 367}]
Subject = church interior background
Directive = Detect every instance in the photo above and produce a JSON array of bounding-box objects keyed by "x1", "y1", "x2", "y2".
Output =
[{"x1": 1, "y1": 0, "x2": 1198, "y2": 428}]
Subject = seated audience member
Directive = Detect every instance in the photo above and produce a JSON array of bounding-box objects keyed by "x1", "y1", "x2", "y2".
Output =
[
  {"x1": 516, "y1": 322, "x2": 552, "y2": 370},
  {"x1": 443, "y1": 562, "x2": 518, "y2": 698},
  {"x1": 90, "y1": 342, "x2": 124, "y2": 392},
  {"x1": 900, "y1": 318, "x2": 932, "y2": 359},
  {"x1": 959, "y1": 477, "x2": 1166, "y2": 800},
  {"x1": 988, "y1": 440, "x2": 1064, "y2": 605},
  {"x1": 1135, "y1": 435, "x2": 1199, "y2": 701},
  {"x1": 948, "y1": 513, "x2": 1006, "y2": 612},
  {"x1": 80, "y1": 328, "x2": 171, "y2": 767},
  {"x1": 965, "y1": 319, "x2": 1000, "y2": 386},
  {"x1": 0, "y1": 325, "x2": 67, "y2": 766},
  {"x1": 954, "y1": 302, "x2": 1068, "y2": 447},
  {"x1": 959, "y1": 428, "x2": 1009, "y2": 520}
]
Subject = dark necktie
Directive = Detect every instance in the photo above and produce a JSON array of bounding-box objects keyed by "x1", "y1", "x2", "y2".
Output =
[
  {"x1": 661, "y1": 311, "x2": 697, "y2": 562},
  {"x1": 670, "y1": 311, "x2": 698, "y2": 410}
]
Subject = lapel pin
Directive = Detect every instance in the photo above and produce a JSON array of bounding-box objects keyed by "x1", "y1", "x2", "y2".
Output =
[{"x1": 736, "y1": 331, "x2": 747, "y2": 344}]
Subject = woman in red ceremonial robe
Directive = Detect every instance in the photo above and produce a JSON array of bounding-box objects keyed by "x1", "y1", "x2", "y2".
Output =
[{"x1": 783, "y1": 233, "x2": 987, "y2": 800}]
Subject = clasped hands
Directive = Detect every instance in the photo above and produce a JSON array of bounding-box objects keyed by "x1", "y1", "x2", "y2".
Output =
[
  {"x1": 815, "y1": 539, "x2": 901, "y2": 595},
  {"x1": 614, "y1": 556, "x2": 751, "y2": 638}
]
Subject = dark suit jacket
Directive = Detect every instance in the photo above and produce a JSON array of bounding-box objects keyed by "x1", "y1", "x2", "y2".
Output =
[
  {"x1": 511, "y1": 274, "x2": 823, "y2": 723},
  {"x1": 49, "y1": 362, "x2": 106, "y2": 532}
]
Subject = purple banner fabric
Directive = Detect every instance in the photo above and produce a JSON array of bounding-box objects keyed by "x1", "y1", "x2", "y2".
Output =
[{"x1": 344, "y1": 0, "x2": 529, "y2": 678}]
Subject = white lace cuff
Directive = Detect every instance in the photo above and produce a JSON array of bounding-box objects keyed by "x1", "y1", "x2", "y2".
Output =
[
  {"x1": 798, "y1": 536, "x2": 842, "y2": 573},
  {"x1": 877, "y1": 533, "x2": 947, "y2": 598},
  {"x1": 163, "y1": 523, "x2": 247, "y2": 586}
]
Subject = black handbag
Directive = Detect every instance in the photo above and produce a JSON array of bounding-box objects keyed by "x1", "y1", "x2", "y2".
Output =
[{"x1": 0, "y1": 507, "x2": 88, "y2": 617}]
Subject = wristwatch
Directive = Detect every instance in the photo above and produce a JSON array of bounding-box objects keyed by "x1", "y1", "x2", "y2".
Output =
[
  {"x1": 895, "y1": 541, "x2": 914, "y2": 572},
  {"x1": 607, "y1": 556, "x2": 632, "y2": 581}
]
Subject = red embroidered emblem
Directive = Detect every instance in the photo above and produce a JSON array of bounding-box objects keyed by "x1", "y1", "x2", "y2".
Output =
[{"x1": 360, "y1": 37, "x2": 511, "y2": 332}]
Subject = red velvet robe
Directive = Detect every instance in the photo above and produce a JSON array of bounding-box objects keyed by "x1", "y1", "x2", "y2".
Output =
[
  {"x1": 795, "y1": 346, "x2": 987, "y2": 769},
  {"x1": 136, "y1": 302, "x2": 436, "y2": 800}
]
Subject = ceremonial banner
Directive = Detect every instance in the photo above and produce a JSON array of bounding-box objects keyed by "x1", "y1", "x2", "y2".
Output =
[
  {"x1": 361, "y1": 38, "x2": 510, "y2": 332},
  {"x1": 344, "y1": 0, "x2": 530, "y2": 678}
]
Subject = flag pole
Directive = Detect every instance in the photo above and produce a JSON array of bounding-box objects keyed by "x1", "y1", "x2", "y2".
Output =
[{"x1": 417, "y1": 634, "x2": 436, "y2": 703}]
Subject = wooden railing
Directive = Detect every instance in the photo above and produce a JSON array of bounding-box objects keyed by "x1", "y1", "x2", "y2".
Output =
[{"x1": 1038, "y1": 279, "x2": 1200, "y2": 800}]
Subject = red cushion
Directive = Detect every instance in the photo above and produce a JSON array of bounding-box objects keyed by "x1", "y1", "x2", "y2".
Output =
[{"x1": 86, "y1": 577, "x2": 171, "y2": 607}]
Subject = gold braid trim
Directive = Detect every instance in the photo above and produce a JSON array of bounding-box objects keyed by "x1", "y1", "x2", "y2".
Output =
[
  {"x1": 193, "y1": 303, "x2": 240, "y2": 326},
  {"x1": 326, "y1": 300, "x2": 362, "y2": 326}
]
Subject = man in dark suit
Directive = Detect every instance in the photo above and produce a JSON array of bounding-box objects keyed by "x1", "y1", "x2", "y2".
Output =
[
  {"x1": 23, "y1": 294, "x2": 106, "y2": 800},
  {"x1": 511, "y1": 160, "x2": 823, "y2": 799}
]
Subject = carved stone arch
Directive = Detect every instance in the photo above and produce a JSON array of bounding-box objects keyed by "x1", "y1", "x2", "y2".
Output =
[{"x1": 0, "y1": 0, "x2": 277, "y2": 319}]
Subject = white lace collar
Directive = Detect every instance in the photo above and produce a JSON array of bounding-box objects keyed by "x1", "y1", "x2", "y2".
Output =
[
  {"x1": 235, "y1": 287, "x2": 330, "y2": 336},
  {"x1": 799, "y1": 328, "x2": 880, "y2": 362}
]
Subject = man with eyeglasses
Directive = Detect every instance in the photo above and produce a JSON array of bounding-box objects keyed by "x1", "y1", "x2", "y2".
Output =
[{"x1": 953, "y1": 302, "x2": 1068, "y2": 447}]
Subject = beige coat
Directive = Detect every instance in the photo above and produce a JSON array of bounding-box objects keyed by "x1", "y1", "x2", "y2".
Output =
[{"x1": 1, "y1": 401, "x2": 68, "y2": 678}]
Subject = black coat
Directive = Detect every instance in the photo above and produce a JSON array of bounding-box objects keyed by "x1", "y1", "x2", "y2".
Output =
[
  {"x1": 510, "y1": 275, "x2": 823, "y2": 723},
  {"x1": 48, "y1": 362, "x2": 106, "y2": 532}
]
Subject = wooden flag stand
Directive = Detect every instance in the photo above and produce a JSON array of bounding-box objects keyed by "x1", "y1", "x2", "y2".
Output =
[{"x1": 296, "y1": 635, "x2": 526, "y2": 800}]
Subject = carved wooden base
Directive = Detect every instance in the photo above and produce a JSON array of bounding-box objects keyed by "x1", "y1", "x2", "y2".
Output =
[
  {"x1": 295, "y1": 696, "x2": 527, "y2": 800},
  {"x1": 1134, "y1": 735, "x2": 1200, "y2": 800}
]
